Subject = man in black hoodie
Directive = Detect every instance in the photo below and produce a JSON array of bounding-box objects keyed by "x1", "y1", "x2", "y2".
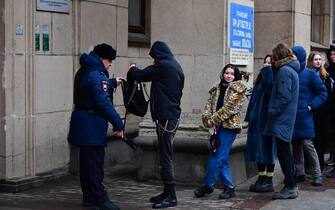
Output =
[{"x1": 128, "y1": 41, "x2": 184, "y2": 209}]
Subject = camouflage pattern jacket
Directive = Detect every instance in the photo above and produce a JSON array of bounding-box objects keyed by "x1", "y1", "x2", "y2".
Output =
[{"x1": 202, "y1": 80, "x2": 247, "y2": 132}]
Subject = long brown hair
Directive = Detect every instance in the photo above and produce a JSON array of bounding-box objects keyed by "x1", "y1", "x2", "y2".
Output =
[
  {"x1": 307, "y1": 51, "x2": 328, "y2": 80},
  {"x1": 272, "y1": 43, "x2": 293, "y2": 61}
]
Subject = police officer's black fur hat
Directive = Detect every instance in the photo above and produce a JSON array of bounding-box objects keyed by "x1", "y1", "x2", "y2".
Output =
[{"x1": 93, "y1": 43, "x2": 117, "y2": 60}]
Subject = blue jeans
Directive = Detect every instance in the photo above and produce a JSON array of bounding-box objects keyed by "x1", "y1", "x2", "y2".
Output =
[{"x1": 205, "y1": 127, "x2": 237, "y2": 189}]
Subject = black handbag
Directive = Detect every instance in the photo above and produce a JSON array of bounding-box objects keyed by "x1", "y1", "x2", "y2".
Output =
[{"x1": 208, "y1": 129, "x2": 220, "y2": 153}]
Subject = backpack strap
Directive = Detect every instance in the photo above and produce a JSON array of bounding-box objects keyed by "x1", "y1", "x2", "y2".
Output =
[
  {"x1": 142, "y1": 82, "x2": 150, "y2": 102},
  {"x1": 126, "y1": 81, "x2": 139, "y2": 106}
]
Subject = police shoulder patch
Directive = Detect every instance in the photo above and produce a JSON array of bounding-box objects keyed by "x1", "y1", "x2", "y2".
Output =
[{"x1": 101, "y1": 81, "x2": 108, "y2": 92}]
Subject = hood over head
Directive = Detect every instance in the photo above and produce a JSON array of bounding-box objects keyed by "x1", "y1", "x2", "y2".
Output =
[
  {"x1": 291, "y1": 45, "x2": 306, "y2": 71},
  {"x1": 149, "y1": 41, "x2": 174, "y2": 60},
  {"x1": 286, "y1": 59, "x2": 300, "y2": 74}
]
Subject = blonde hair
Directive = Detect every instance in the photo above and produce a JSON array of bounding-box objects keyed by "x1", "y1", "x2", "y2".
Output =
[{"x1": 307, "y1": 51, "x2": 329, "y2": 81}]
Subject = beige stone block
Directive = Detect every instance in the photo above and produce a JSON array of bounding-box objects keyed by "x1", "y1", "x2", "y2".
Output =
[
  {"x1": 189, "y1": 55, "x2": 223, "y2": 113},
  {"x1": 151, "y1": 0, "x2": 224, "y2": 55},
  {"x1": 34, "y1": 111, "x2": 70, "y2": 173},
  {"x1": 0, "y1": 116, "x2": 5, "y2": 158},
  {"x1": 175, "y1": 55, "x2": 194, "y2": 113},
  {"x1": 128, "y1": 47, "x2": 140, "y2": 58},
  {"x1": 51, "y1": 138, "x2": 70, "y2": 169},
  {"x1": 116, "y1": 7, "x2": 128, "y2": 57},
  {"x1": 4, "y1": 118, "x2": 14, "y2": 158},
  {"x1": 13, "y1": 55, "x2": 25, "y2": 115},
  {"x1": 13, "y1": 153, "x2": 25, "y2": 178},
  {"x1": 34, "y1": 56, "x2": 73, "y2": 113},
  {"x1": 35, "y1": 144, "x2": 53, "y2": 173},
  {"x1": 0, "y1": 10, "x2": 4, "y2": 54},
  {"x1": 5, "y1": 157, "x2": 14, "y2": 178},
  {"x1": 4, "y1": 54, "x2": 14, "y2": 113},
  {"x1": 0, "y1": 156, "x2": 5, "y2": 179},
  {"x1": 13, "y1": 0, "x2": 26, "y2": 54},
  {"x1": 254, "y1": 12, "x2": 293, "y2": 58},
  {"x1": 111, "y1": 56, "x2": 128, "y2": 106},
  {"x1": 13, "y1": 117, "x2": 26, "y2": 156},
  {"x1": 80, "y1": 2, "x2": 117, "y2": 52},
  {"x1": 52, "y1": 12, "x2": 74, "y2": 55},
  {"x1": 86, "y1": 0, "x2": 117, "y2": 5},
  {"x1": 118, "y1": 0, "x2": 128, "y2": 8},
  {"x1": 294, "y1": 13, "x2": 311, "y2": 50},
  {"x1": 139, "y1": 47, "x2": 150, "y2": 57},
  {"x1": 255, "y1": 0, "x2": 293, "y2": 12},
  {"x1": 294, "y1": 0, "x2": 311, "y2": 14},
  {"x1": 34, "y1": 111, "x2": 70, "y2": 147}
]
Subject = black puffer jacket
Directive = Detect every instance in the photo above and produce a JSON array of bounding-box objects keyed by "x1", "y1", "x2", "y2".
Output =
[{"x1": 128, "y1": 41, "x2": 184, "y2": 120}]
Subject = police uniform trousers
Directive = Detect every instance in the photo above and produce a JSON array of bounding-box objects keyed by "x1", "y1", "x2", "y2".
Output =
[{"x1": 80, "y1": 146, "x2": 109, "y2": 204}]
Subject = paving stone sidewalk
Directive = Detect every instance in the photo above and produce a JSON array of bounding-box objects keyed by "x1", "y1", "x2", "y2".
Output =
[{"x1": 0, "y1": 168, "x2": 335, "y2": 210}]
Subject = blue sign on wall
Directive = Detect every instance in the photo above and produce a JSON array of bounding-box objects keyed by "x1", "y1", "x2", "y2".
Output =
[{"x1": 230, "y1": 3, "x2": 254, "y2": 53}]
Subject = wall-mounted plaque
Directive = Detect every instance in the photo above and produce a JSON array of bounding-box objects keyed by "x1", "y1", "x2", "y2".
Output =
[{"x1": 36, "y1": 0, "x2": 70, "y2": 14}]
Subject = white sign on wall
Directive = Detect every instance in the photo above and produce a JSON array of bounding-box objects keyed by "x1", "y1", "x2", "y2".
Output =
[
  {"x1": 230, "y1": 48, "x2": 249, "y2": 65},
  {"x1": 36, "y1": 0, "x2": 70, "y2": 14}
]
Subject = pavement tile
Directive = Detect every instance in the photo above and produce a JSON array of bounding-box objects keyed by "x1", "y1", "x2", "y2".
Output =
[{"x1": 0, "y1": 168, "x2": 335, "y2": 210}]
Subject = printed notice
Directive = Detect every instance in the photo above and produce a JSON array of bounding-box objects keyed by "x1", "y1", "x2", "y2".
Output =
[{"x1": 36, "y1": 0, "x2": 70, "y2": 14}]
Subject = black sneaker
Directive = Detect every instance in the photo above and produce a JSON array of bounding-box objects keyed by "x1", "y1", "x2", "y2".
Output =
[
  {"x1": 150, "y1": 192, "x2": 166, "y2": 203},
  {"x1": 152, "y1": 195, "x2": 177, "y2": 209},
  {"x1": 296, "y1": 175, "x2": 306, "y2": 183},
  {"x1": 82, "y1": 200, "x2": 94, "y2": 208},
  {"x1": 194, "y1": 186, "x2": 214, "y2": 198},
  {"x1": 311, "y1": 176, "x2": 323, "y2": 186},
  {"x1": 218, "y1": 187, "x2": 236, "y2": 199},
  {"x1": 272, "y1": 186, "x2": 298, "y2": 200},
  {"x1": 326, "y1": 169, "x2": 335, "y2": 178},
  {"x1": 253, "y1": 177, "x2": 274, "y2": 193},
  {"x1": 249, "y1": 175, "x2": 266, "y2": 192}
]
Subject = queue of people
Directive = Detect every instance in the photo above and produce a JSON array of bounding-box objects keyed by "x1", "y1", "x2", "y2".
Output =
[{"x1": 68, "y1": 41, "x2": 335, "y2": 210}]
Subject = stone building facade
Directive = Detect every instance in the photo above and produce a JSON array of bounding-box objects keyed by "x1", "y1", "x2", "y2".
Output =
[{"x1": 0, "y1": 0, "x2": 333, "y2": 186}]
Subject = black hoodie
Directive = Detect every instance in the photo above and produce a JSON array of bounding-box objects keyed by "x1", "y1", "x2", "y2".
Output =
[{"x1": 128, "y1": 41, "x2": 184, "y2": 120}]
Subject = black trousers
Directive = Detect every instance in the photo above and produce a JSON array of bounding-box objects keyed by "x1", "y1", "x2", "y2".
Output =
[
  {"x1": 80, "y1": 146, "x2": 109, "y2": 205},
  {"x1": 276, "y1": 138, "x2": 296, "y2": 189},
  {"x1": 156, "y1": 119, "x2": 179, "y2": 184}
]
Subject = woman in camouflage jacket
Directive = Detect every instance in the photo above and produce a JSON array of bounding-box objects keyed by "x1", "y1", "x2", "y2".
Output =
[{"x1": 194, "y1": 64, "x2": 247, "y2": 200}]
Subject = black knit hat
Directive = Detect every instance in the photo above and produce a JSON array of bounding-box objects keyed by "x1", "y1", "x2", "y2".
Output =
[{"x1": 93, "y1": 43, "x2": 117, "y2": 60}]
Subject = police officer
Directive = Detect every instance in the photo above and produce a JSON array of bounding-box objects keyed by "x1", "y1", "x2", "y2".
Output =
[
  {"x1": 128, "y1": 41, "x2": 184, "y2": 209},
  {"x1": 68, "y1": 43, "x2": 123, "y2": 210}
]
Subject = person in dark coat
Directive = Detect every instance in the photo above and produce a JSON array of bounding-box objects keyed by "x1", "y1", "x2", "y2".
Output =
[
  {"x1": 127, "y1": 41, "x2": 184, "y2": 209},
  {"x1": 291, "y1": 46, "x2": 327, "y2": 186},
  {"x1": 245, "y1": 55, "x2": 276, "y2": 193},
  {"x1": 263, "y1": 43, "x2": 299, "y2": 200},
  {"x1": 324, "y1": 45, "x2": 335, "y2": 178},
  {"x1": 307, "y1": 51, "x2": 331, "y2": 172},
  {"x1": 68, "y1": 43, "x2": 124, "y2": 210}
]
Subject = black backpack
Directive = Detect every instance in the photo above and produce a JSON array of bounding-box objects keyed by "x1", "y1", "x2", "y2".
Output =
[{"x1": 122, "y1": 79, "x2": 150, "y2": 117}]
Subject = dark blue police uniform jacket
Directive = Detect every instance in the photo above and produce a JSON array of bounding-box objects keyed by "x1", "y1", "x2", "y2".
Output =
[{"x1": 68, "y1": 52, "x2": 123, "y2": 146}]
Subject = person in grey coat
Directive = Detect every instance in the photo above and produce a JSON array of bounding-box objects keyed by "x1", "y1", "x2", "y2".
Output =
[{"x1": 263, "y1": 43, "x2": 300, "y2": 200}]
